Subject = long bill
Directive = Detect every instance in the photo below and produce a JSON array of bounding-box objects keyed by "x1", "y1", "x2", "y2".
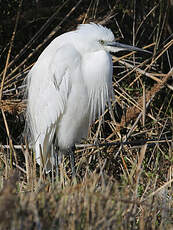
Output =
[{"x1": 107, "y1": 41, "x2": 152, "y2": 54}]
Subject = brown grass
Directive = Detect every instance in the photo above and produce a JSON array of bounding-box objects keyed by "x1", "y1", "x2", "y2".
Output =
[{"x1": 0, "y1": 0, "x2": 173, "y2": 229}]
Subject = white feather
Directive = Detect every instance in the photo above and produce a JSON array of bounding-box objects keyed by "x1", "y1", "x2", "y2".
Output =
[{"x1": 26, "y1": 23, "x2": 115, "y2": 171}]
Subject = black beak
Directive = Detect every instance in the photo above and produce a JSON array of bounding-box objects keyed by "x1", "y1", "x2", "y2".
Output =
[{"x1": 107, "y1": 41, "x2": 152, "y2": 54}]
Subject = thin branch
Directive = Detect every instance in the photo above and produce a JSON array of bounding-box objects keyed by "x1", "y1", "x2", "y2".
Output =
[{"x1": 0, "y1": 0, "x2": 23, "y2": 100}]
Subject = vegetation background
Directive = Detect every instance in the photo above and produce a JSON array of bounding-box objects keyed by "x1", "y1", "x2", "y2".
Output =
[{"x1": 0, "y1": 0, "x2": 173, "y2": 229}]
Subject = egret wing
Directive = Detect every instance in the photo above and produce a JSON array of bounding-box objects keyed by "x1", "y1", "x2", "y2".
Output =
[{"x1": 27, "y1": 44, "x2": 80, "y2": 165}]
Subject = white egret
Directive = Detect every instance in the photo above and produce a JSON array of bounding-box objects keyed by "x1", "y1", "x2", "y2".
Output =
[{"x1": 26, "y1": 23, "x2": 150, "y2": 174}]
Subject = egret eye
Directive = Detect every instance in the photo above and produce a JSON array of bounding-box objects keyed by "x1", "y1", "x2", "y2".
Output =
[{"x1": 99, "y1": 40, "x2": 104, "y2": 45}]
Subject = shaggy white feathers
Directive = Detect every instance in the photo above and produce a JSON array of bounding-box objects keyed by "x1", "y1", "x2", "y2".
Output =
[{"x1": 26, "y1": 23, "x2": 115, "y2": 169}]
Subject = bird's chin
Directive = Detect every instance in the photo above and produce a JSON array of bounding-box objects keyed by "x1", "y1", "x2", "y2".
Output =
[{"x1": 104, "y1": 46, "x2": 123, "y2": 53}]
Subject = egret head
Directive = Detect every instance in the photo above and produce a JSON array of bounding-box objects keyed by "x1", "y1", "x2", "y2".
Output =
[{"x1": 75, "y1": 23, "x2": 150, "y2": 54}]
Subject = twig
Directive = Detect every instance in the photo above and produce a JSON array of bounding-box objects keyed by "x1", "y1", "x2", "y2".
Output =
[
  {"x1": 1, "y1": 137, "x2": 172, "y2": 150},
  {"x1": 0, "y1": 0, "x2": 23, "y2": 100},
  {"x1": 141, "y1": 178, "x2": 173, "y2": 203},
  {"x1": 117, "y1": 67, "x2": 173, "y2": 130},
  {"x1": 0, "y1": 0, "x2": 70, "y2": 81},
  {"x1": 114, "y1": 68, "x2": 173, "y2": 158},
  {"x1": 3, "y1": 0, "x2": 83, "y2": 83},
  {"x1": 1, "y1": 109, "x2": 18, "y2": 164}
]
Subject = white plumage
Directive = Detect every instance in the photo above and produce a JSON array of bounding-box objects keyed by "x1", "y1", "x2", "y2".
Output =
[{"x1": 26, "y1": 23, "x2": 147, "y2": 172}]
